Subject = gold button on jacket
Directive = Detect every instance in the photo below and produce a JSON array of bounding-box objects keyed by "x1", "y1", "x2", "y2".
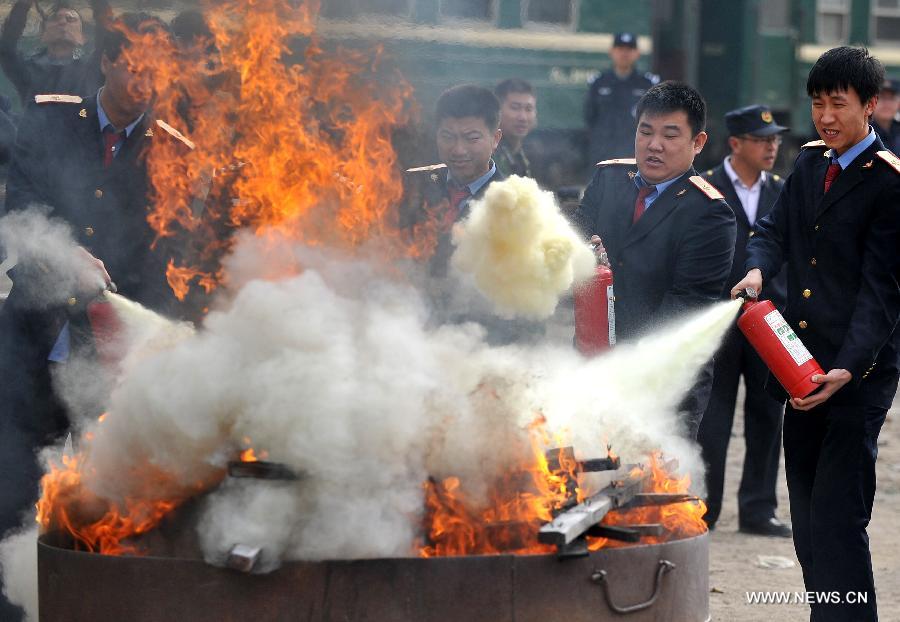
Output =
[
  {"x1": 802, "y1": 289, "x2": 812, "y2": 298},
  {"x1": 799, "y1": 320, "x2": 808, "y2": 329}
]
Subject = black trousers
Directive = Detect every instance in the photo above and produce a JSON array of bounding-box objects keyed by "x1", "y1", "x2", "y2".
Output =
[
  {"x1": 698, "y1": 324, "x2": 785, "y2": 526},
  {"x1": 0, "y1": 303, "x2": 69, "y2": 622},
  {"x1": 784, "y1": 402, "x2": 886, "y2": 622}
]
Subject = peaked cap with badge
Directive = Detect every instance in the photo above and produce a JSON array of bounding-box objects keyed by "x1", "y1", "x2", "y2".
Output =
[{"x1": 724, "y1": 104, "x2": 789, "y2": 137}]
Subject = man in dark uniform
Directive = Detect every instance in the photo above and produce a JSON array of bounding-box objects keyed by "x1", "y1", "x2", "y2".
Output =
[
  {"x1": 493, "y1": 78, "x2": 536, "y2": 178},
  {"x1": 0, "y1": 0, "x2": 110, "y2": 106},
  {"x1": 697, "y1": 104, "x2": 791, "y2": 537},
  {"x1": 872, "y1": 77, "x2": 900, "y2": 153},
  {"x1": 402, "y1": 84, "x2": 548, "y2": 345},
  {"x1": 734, "y1": 46, "x2": 900, "y2": 622},
  {"x1": 573, "y1": 81, "x2": 736, "y2": 438},
  {"x1": 584, "y1": 32, "x2": 659, "y2": 167},
  {"x1": 403, "y1": 84, "x2": 504, "y2": 278},
  {"x1": 0, "y1": 13, "x2": 189, "y2": 620}
]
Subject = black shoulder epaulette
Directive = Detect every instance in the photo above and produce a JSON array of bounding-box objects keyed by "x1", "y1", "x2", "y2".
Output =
[
  {"x1": 688, "y1": 175, "x2": 725, "y2": 200},
  {"x1": 34, "y1": 94, "x2": 83, "y2": 105},
  {"x1": 595, "y1": 158, "x2": 637, "y2": 167},
  {"x1": 801, "y1": 139, "x2": 827, "y2": 149}
]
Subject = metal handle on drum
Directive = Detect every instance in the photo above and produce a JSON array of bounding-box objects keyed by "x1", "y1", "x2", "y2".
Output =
[{"x1": 589, "y1": 559, "x2": 676, "y2": 614}]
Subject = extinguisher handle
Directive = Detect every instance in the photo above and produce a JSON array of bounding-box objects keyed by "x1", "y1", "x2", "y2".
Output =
[{"x1": 735, "y1": 287, "x2": 758, "y2": 301}]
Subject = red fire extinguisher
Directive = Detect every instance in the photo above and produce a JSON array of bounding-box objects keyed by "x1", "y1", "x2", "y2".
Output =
[
  {"x1": 574, "y1": 239, "x2": 615, "y2": 356},
  {"x1": 736, "y1": 287, "x2": 824, "y2": 399},
  {"x1": 86, "y1": 287, "x2": 125, "y2": 370}
]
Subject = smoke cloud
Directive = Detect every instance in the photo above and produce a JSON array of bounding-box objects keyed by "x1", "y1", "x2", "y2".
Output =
[
  {"x1": 451, "y1": 175, "x2": 596, "y2": 320},
  {"x1": 0, "y1": 237, "x2": 739, "y2": 618},
  {"x1": 0, "y1": 207, "x2": 105, "y2": 309}
]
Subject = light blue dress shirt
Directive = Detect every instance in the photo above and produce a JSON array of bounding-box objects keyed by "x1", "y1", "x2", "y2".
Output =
[{"x1": 633, "y1": 171, "x2": 682, "y2": 211}]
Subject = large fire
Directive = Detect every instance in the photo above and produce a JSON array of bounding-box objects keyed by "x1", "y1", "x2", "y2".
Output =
[
  {"x1": 420, "y1": 416, "x2": 706, "y2": 557},
  {"x1": 34, "y1": 0, "x2": 706, "y2": 559},
  {"x1": 125, "y1": 0, "x2": 430, "y2": 303}
]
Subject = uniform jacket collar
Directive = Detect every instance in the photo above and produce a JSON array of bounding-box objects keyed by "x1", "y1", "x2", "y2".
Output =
[
  {"x1": 814, "y1": 133, "x2": 885, "y2": 220},
  {"x1": 76, "y1": 94, "x2": 153, "y2": 169},
  {"x1": 709, "y1": 163, "x2": 780, "y2": 228},
  {"x1": 621, "y1": 168, "x2": 696, "y2": 249}
]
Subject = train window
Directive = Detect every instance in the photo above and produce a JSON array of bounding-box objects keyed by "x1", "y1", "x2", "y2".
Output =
[
  {"x1": 441, "y1": 0, "x2": 496, "y2": 21},
  {"x1": 816, "y1": 0, "x2": 850, "y2": 43},
  {"x1": 322, "y1": 0, "x2": 413, "y2": 19},
  {"x1": 873, "y1": 0, "x2": 900, "y2": 42},
  {"x1": 524, "y1": 0, "x2": 574, "y2": 26},
  {"x1": 759, "y1": 0, "x2": 790, "y2": 30}
]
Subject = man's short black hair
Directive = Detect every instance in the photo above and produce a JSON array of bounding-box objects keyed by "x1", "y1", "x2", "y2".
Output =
[
  {"x1": 635, "y1": 81, "x2": 707, "y2": 136},
  {"x1": 494, "y1": 78, "x2": 534, "y2": 102},
  {"x1": 435, "y1": 84, "x2": 500, "y2": 130},
  {"x1": 101, "y1": 12, "x2": 171, "y2": 62},
  {"x1": 806, "y1": 46, "x2": 884, "y2": 104},
  {"x1": 170, "y1": 10, "x2": 213, "y2": 46}
]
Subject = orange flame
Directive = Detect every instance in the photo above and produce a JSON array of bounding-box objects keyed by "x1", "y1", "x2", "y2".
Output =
[
  {"x1": 36, "y1": 455, "x2": 186, "y2": 555},
  {"x1": 420, "y1": 419, "x2": 706, "y2": 557},
  {"x1": 114, "y1": 0, "x2": 429, "y2": 303}
]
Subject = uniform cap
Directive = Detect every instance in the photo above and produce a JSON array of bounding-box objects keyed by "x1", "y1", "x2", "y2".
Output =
[
  {"x1": 880, "y1": 78, "x2": 900, "y2": 94},
  {"x1": 612, "y1": 33, "x2": 638, "y2": 49},
  {"x1": 725, "y1": 104, "x2": 789, "y2": 137}
]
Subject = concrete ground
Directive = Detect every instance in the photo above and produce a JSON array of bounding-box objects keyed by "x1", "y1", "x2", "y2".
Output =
[{"x1": 707, "y1": 388, "x2": 900, "y2": 621}]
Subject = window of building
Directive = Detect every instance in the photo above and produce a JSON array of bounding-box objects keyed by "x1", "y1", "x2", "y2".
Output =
[
  {"x1": 759, "y1": 0, "x2": 791, "y2": 31},
  {"x1": 523, "y1": 0, "x2": 575, "y2": 26},
  {"x1": 873, "y1": 0, "x2": 900, "y2": 43},
  {"x1": 440, "y1": 0, "x2": 495, "y2": 21},
  {"x1": 816, "y1": 0, "x2": 850, "y2": 43},
  {"x1": 321, "y1": 0, "x2": 413, "y2": 20}
]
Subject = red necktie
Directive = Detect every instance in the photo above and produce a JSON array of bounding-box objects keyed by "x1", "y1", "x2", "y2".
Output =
[
  {"x1": 824, "y1": 162, "x2": 841, "y2": 193},
  {"x1": 444, "y1": 185, "x2": 471, "y2": 229},
  {"x1": 633, "y1": 185, "x2": 654, "y2": 223},
  {"x1": 103, "y1": 127, "x2": 125, "y2": 168}
]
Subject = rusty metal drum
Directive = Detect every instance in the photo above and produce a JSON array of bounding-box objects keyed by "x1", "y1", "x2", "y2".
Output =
[{"x1": 38, "y1": 532, "x2": 708, "y2": 622}]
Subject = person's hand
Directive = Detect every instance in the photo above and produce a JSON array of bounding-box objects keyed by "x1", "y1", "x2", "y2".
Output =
[
  {"x1": 74, "y1": 246, "x2": 112, "y2": 294},
  {"x1": 789, "y1": 369, "x2": 852, "y2": 411},
  {"x1": 589, "y1": 234, "x2": 605, "y2": 258},
  {"x1": 730, "y1": 268, "x2": 763, "y2": 299}
]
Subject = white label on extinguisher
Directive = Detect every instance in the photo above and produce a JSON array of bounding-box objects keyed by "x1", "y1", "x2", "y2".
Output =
[
  {"x1": 763, "y1": 309, "x2": 813, "y2": 366},
  {"x1": 607, "y1": 284, "x2": 616, "y2": 346}
]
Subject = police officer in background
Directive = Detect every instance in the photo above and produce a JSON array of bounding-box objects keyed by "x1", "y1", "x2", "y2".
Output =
[
  {"x1": 733, "y1": 46, "x2": 900, "y2": 621},
  {"x1": 573, "y1": 81, "x2": 736, "y2": 439},
  {"x1": 698, "y1": 105, "x2": 791, "y2": 537},
  {"x1": 584, "y1": 32, "x2": 659, "y2": 167},
  {"x1": 872, "y1": 77, "x2": 900, "y2": 153}
]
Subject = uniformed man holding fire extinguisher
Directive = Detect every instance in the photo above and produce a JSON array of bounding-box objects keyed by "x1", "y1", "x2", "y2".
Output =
[
  {"x1": 573, "y1": 81, "x2": 736, "y2": 439},
  {"x1": 733, "y1": 46, "x2": 900, "y2": 622}
]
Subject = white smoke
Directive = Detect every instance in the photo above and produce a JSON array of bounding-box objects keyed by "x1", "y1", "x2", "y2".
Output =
[
  {"x1": 0, "y1": 237, "x2": 739, "y2": 616},
  {"x1": 451, "y1": 175, "x2": 596, "y2": 320},
  {"x1": 0, "y1": 207, "x2": 105, "y2": 309},
  {"x1": 0, "y1": 527, "x2": 38, "y2": 621}
]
